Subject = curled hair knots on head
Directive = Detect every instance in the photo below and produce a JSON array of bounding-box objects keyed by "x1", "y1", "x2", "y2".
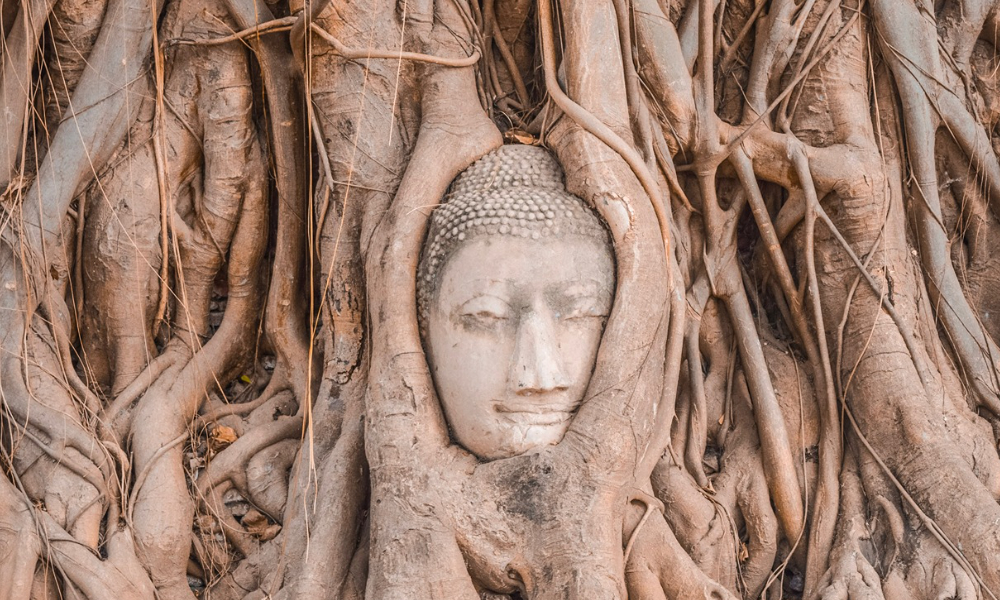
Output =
[{"x1": 417, "y1": 144, "x2": 612, "y2": 332}]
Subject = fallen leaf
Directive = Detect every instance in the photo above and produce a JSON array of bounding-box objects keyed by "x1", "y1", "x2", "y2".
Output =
[
  {"x1": 242, "y1": 508, "x2": 281, "y2": 541},
  {"x1": 209, "y1": 425, "x2": 238, "y2": 453}
]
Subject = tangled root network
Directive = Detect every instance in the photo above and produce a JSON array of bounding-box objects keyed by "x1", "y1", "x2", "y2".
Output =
[{"x1": 3, "y1": 0, "x2": 1000, "y2": 598}]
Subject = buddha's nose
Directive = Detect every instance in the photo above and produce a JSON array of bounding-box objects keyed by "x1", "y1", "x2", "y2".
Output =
[{"x1": 511, "y1": 312, "x2": 570, "y2": 395}]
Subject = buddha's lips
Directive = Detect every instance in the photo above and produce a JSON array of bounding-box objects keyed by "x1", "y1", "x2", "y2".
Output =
[{"x1": 493, "y1": 400, "x2": 578, "y2": 426}]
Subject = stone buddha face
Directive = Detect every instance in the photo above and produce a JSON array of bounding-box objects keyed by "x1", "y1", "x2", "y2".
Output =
[{"x1": 418, "y1": 145, "x2": 615, "y2": 461}]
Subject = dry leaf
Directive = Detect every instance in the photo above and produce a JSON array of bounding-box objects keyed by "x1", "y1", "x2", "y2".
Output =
[
  {"x1": 242, "y1": 509, "x2": 281, "y2": 542},
  {"x1": 209, "y1": 425, "x2": 238, "y2": 453}
]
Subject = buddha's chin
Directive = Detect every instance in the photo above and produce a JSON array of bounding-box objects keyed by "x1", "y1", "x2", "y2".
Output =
[{"x1": 476, "y1": 420, "x2": 572, "y2": 461}]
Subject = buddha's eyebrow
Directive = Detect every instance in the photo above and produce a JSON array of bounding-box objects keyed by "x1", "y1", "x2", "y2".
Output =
[
  {"x1": 452, "y1": 277, "x2": 519, "y2": 296},
  {"x1": 545, "y1": 280, "x2": 613, "y2": 304},
  {"x1": 548, "y1": 278, "x2": 613, "y2": 294},
  {"x1": 451, "y1": 291, "x2": 515, "y2": 311}
]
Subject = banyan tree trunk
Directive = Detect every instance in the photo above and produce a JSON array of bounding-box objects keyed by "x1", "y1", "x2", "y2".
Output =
[{"x1": 3, "y1": 0, "x2": 1000, "y2": 598}]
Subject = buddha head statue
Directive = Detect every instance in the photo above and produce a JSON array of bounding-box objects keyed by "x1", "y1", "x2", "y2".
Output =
[{"x1": 417, "y1": 144, "x2": 615, "y2": 461}]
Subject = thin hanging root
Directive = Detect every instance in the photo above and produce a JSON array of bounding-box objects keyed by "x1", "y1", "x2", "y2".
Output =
[
  {"x1": 718, "y1": 0, "x2": 766, "y2": 73},
  {"x1": 790, "y1": 150, "x2": 842, "y2": 595},
  {"x1": 151, "y1": 6, "x2": 171, "y2": 333},
  {"x1": 309, "y1": 23, "x2": 481, "y2": 66},
  {"x1": 73, "y1": 193, "x2": 87, "y2": 323},
  {"x1": 650, "y1": 125, "x2": 693, "y2": 212},
  {"x1": 624, "y1": 502, "x2": 739, "y2": 600},
  {"x1": 168, "y1": 16, "x2": 297, "y2": 46},
  {"x1": 537, "y1": 0, "x2": 672, "y2": 271},
  {"x1": 623, "y1": 490, "x2": 664, "y2": 565},
  {"x1": 126, "y1": 432, "x2": 188, "y2": 524},
  {"x1": 612, "y1": 0, "x2": 654, "y2": 162},
  {"x1": 483, "y1": 0, "x2": 529, "y2": 107},
  {"x1": 834, "y1": 233, "x2": 883, "y2": 401}
]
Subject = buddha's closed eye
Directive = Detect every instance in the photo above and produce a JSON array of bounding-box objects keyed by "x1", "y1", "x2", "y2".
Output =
[
  {"x1": 558, "y1": 294, "x2": 611, "y2": 322},
  {"x1": 562, "y1": 304, "x2": 608, "y2": 321},
  {"x1": 458, "y1": 296, "x2": 513, "y2": 329}
]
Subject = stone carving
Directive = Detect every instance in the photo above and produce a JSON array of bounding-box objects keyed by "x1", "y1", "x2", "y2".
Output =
[{"x1": 418, "y1": 145, "x2": 614, "y2": 460}]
